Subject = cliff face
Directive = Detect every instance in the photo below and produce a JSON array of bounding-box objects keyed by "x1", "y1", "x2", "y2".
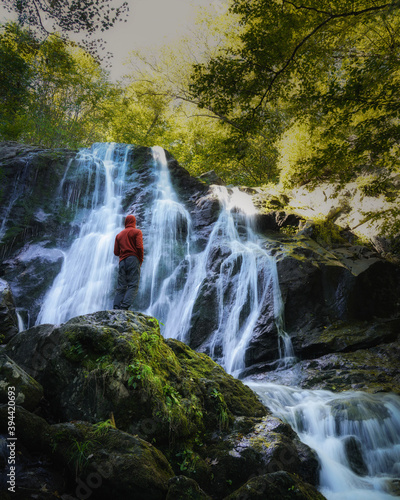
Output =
[{"x1": 0, "y1": 141, "x2": 399, "y2": 392}]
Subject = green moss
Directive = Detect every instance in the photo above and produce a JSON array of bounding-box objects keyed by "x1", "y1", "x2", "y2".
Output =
[{"x1": 311, "y1": 218, "x2": 346, "y2": 247}]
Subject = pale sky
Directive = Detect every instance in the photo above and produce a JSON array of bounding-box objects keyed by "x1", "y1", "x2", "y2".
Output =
[{"x1": 0, "y1": 0, "x2": 224, "y2": 80}]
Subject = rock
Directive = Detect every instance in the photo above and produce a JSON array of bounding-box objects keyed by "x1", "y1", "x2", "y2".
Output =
[
  {"x1": 293, "y1": 318, "x2": 400, "y2": 360},
  {"x1": 50, "y1": 420, "x2": 174, "y2": 500},
  {"x1": 1, "y1": 244, "x2": 64, "y2": 328},
  {"x1": 0, "y1": 279, "x2": 18, "y2": 343},
  {"x1": 0, "y1": 354, "x2": 43, "y2": 411},
  {"x1": 343, "y1": 436, "x2": 368, "y2": 476},
  {"x1": 224, "y1": 470, "x2": 326, "y2": 500},
  {"x1": 0, "y1": 405, "x2": 173, "y2": 500},
  {"x1": 166, "y1": 475, "x2": 211, "y2": 499},
  {"x1": 297, "y1": 340, "x2": 400, "y2": 393},
  {"x1": 198, "y1": 170, "x2": 225, "y2": 186},
  {"x1": 201, "y1": 414, "x2": 320, "y2": 498},
  {"x1": 4, "y1": 311, "x2": 266, "y2": 443}
]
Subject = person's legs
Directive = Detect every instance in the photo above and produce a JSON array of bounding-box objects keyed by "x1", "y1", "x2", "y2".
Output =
[
  {"x1": 119, "y1": 256, "x2": 141, "y2": 310},
  {"x1": 113, "y1": 259, "x2": 127, "y2": 309}
]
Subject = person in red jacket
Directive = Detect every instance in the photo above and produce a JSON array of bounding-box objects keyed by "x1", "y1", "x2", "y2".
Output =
[{"x1": 113, "y1": 214, "x2": 144, "y2": 310}]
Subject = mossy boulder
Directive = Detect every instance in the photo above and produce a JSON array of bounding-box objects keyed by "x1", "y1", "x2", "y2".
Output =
[
  {"x1": 4, "y1": 310, "x2": 266, "y2": 446},
  {"x1": 166, "y1": 475, "x2": 211, "y2": 500},
  {"x1": 49, "y1": 420, "x2": 174, "y2": 500},
  {"x1": 0, "y1": 405, "x2": 173, "y2": 500},
  {"x1": 198, "y1": 414, "x2": 319, "y2": 498}
]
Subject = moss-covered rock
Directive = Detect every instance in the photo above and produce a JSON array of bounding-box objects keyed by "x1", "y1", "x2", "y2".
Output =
[
  {"x1": 0, "y1": 405, "x2": 173, "y2": 500},
  {"x1": 49, "y1": 420, "x2": 174, "y2": 500},
  {"x1": 166, "y1": 475, "x2": 211, "y2": 500},
  {"x1": 197, "y1": 414, "x2": 319, "y2": 498},
  {"x1": 4, "y1": 310, "x2": 266, "y2": 447}
]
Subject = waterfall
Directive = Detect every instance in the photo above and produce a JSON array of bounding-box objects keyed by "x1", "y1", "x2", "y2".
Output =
[
  {"x1": 36, "y1": 143, "x2": 130, "y2": 325},
  {"x1": 33, "y1": 143, "x2": 400, "y2": 499},
  {"x1": 247, "y1": 382, "x2": 400, "y2": 500},
  {"x1": 136, "y1": 153, "x2": 293, "y2": 375}
]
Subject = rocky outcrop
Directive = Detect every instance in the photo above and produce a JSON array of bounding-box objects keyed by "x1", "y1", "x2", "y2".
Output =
[
  {"x1": 242, "y1": 232, "x2": 400, "y2": 379},
  {"x1": 0, "y1": 311, "x2": 322, "y2": 499},
  {"x1": 4, "y1": 311, "x2": 266, "y2": 442}
]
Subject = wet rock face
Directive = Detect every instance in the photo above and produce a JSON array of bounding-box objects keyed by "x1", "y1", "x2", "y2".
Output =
[{"x1": 0, "y1": 279, "x2": 18, "y2": 342}]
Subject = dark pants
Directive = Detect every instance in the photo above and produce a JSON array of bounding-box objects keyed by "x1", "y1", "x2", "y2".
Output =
[{"x1": 113, "y1": 256, "x2": 141, "y2": 310}]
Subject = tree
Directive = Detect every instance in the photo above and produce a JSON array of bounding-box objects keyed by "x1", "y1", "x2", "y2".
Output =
[
  {"x1": 0, "y1": 22, "x2": 118, "y2": 147},
  {"x1": 190, "y1": 0, "x2": 400, "y2": 185},
  {"x1": 0, "y1": 23, "x2": 37, "y2": 139},
  {"x1": 2, "y1": 0, "x2": 129, "y2": 60}
]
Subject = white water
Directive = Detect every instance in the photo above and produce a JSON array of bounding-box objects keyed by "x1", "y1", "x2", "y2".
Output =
[
  {"x1": 36, "y1": 143, "x2": 130, "y2": 325},
  {"x1": 247, "y1": 382, "x2": 400, "y2": 500},
  {"x1": 36, "y1": 143, "x2": 400, "y2": 499},
  {"x1": 136, "y1": 148, "x2": 293, "y2": 375}
]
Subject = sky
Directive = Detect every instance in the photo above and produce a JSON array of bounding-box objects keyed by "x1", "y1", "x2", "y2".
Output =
[{"x1": 0, "y1": 0, "x2": 224, "y2": 80}]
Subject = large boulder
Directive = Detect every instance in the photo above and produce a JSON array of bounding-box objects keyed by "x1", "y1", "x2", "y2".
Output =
[
  {"x1": 4, "y1": 310, "x2": 266, "y2": 444},
  {"x1": 199, "y1": 414, "x2": 320, "y2": 498},
  {"x1": 225, "y1": 471, "x2": 326, "y2": 500},
  {"x1": 0, "y1": 405, "x2": 174, "y2": 500}
]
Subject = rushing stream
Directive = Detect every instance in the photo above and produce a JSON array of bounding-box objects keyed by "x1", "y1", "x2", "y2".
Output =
[{"x1": 37, "y1": 143, "x2": 400, "y2": 499}]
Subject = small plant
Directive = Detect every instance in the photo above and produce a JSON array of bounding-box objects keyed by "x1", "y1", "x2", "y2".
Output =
[
  {"x1": 176, "y1": 448, "x2": 199, "y2": 473},
  {"x1": 92, "y1": 415, "x2": 116, "y2": 436},
  {"x1": 126, "y1": 361, "x2": 141, "y2": 388},
  {"x1": 69, "y1": 438, "x2": 96, "y2": 478},
  {"x1": 210, "y1": 388, "x2": 230, "y2": 430}
]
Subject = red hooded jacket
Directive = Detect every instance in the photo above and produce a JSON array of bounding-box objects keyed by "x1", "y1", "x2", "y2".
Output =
[{"x1": 114, "y1": 215, "x2": 144, "y2": 264}]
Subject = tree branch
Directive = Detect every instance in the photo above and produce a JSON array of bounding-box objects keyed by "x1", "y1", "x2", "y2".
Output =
[{"x1": 253, "y1": 2, "x2": 393, "y2": 113}]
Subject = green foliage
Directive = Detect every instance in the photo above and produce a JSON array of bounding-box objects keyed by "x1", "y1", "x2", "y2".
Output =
[
  {"x1": 189, "y1": 0, "x2": 400, "y2": 188},
  {"x1": 0, "y1": 22, "x2": 118, "y2": 147},
  {"x1": 3, "y1": 0, "x2": 129, "y2": 61},
  {"x1": 67, "y1": 436, "x2": 98, "y2": 478}
]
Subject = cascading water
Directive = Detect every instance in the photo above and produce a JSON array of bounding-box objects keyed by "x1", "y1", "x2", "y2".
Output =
[
  {"x1": 36, "y1": 143, "x2": 130, "y2": 325},
  {"x1": 137, "y1": 150, "x2": 293, "y2": 374},
  {"x1": 34, "y1": 143, "x2": 400, "y2": 500},
  {"x1": 246, "y1": 382, "x2": 400, "y2": 500}
]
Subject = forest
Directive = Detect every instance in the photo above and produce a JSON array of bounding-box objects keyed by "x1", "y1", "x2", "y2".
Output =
[{"x1": 1, "y1": 0, "x2": 400, "y2": 234}]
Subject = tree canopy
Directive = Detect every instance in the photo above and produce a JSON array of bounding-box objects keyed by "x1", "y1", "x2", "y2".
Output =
[
  {"x1": 2, "y1": 0, "x2": 129, "y2": 60},
  {"x1": 190, "y1": 0, "x2": 400, "y2": 185}
]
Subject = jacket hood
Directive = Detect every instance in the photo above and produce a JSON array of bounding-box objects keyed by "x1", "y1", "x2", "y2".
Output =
[{"x1": 124, "y1": 214, "x2": 136, "y2": 228}]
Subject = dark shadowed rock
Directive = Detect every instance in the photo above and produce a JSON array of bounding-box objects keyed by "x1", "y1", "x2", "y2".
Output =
[
  {"x1": 224, "y1": 470, "x2": 326, "y2": 500},
  {"x1": 0, "y1": 354, "x2": 43, "y2": 411},
  {"x1": 166, "y1": 475, "x2": 211, "y2": 500},
  {"x1": 0, "y1": 279, "x2": 18, "y2": 343},
  {"x1": 201, "y1": 414, "x2": 320, "y2": 498}
]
